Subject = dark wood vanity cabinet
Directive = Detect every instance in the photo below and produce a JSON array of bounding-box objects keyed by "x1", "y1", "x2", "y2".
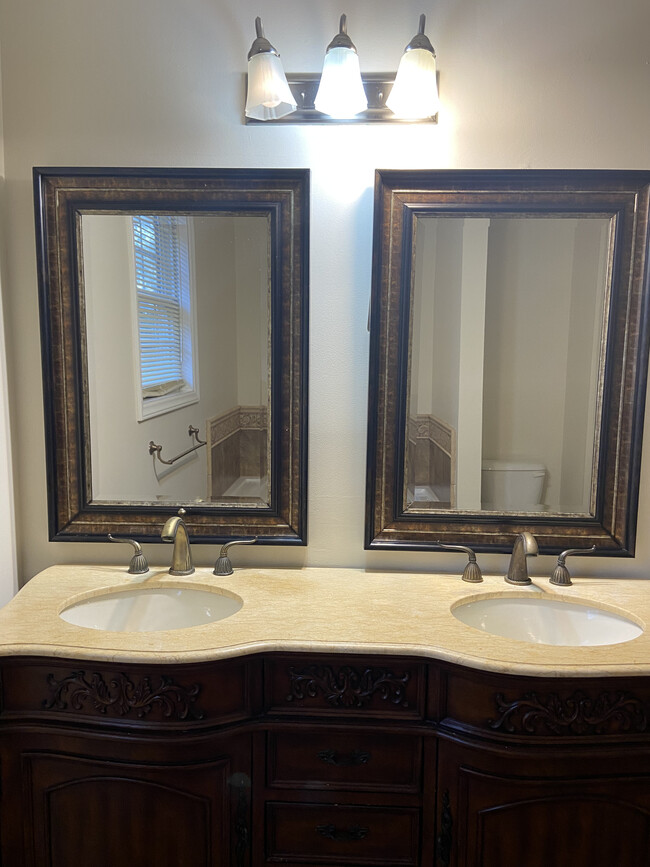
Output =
[
  {"x1": 437, "y1": 665, "x2": 650, "y2": 867},
  {"x1": 5, "y1": 730, "x2": 250, "y2": 867},
  {"x1": 437, "y1": 737, "x2": 650, "y2": 867},
  {"x1": 0, "y1": 656, "x2": 256, "y2": 867},
  {"x1": 2, "y1": 652, "x2": 650, "y2": 867},
  {"x1": 257, "y1": 655, "x2": 436, "y2": 867}
]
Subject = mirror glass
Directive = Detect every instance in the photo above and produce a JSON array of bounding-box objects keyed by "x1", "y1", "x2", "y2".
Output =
[
  {"x1": 83, "y1": 212, "x2": 271, "y2": 507},
  {"x1": 366, "y1": 170, "x2": 650, "y2": 555},
  {"x1": 406, "y1": 215, "x2": 610, "y2": 516},
  {"x1": 35, "y1": 168, "x2": 308, "y2": 544}
]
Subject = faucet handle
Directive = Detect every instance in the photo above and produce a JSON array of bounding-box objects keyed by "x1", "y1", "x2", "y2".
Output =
[
  {"x1": 436, "y1": 542, "x2": 483, "y2": 583},
  {"x1": 550, "y1": 545, "x2": 597, "y2": 586},
  {"x1": 107, "y1": 535, "x2": 149, "y2": 575},
  {"x1": 214, "y1": 538, "x2": 257, "y2": 576}
]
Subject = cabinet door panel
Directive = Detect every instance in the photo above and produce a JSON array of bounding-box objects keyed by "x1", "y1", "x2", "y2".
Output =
[
  {"x1": 439, "y1": 743, "x2": 650, "y2": 867},
  {"x1": 24, "y1": 753, "x2": 234, "y2": 867},
  {"x1": 476, "y1": 793, "x2": 649, "y2": 867},
  {"x1": 460, "y1": 770, "x2": 650, "y2": 867}
]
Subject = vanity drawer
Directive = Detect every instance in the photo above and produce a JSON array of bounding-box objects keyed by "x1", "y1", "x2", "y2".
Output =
[
  {"x1": 265, "y1": 654, "x2": 426, "y2": 719},
  {"x1": 0, "y1": 657, "x2": 253, "y2": 729},
  {"x1": 267, "y1": 729, "x2": 422, "y2": 792},
  {"x1": 441, "y1": 664, "x2": 650, "y2": 741},
  {"x1": 265, "y1": 801, "x2": 420, "y2": 865}
]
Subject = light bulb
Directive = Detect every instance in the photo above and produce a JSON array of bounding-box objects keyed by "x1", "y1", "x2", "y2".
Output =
[
  {"x1": 386, "y1": 14, "x2": 439, "y2": 120},
  {"x1": 245, "y1": 18, "x2": 297, "y2": 121},
  {"x1": 314, "y1": 15, "x2": 368, "y2": 119}
]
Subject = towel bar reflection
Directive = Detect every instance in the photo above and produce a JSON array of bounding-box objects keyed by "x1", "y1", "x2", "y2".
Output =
[{"x1": 149, "y1": 425, "x2": 207, "y2": 466}]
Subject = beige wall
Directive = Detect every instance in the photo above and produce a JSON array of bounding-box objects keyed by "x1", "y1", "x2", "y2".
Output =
[
  {"x1": 0, "y1": 0, "x2": 649, "y2": 583},
  {"x1": 0, "y1": 38, "x2": 17, "y2": 601},
  {"x1": 483, "y1": 220, "x2": 572, "y2": 508},
  {"x1": 481, "y1": 219, "x2": 608, "y2": 512},
  {"x1": 234, "y1": 217, "x2": 270, "y2": 408}
]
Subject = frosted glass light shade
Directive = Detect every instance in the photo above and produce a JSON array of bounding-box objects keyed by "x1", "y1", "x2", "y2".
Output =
[
  {"x1": 245, "y1": 52, "x2": 297, "y2": 121},
  {"x1": 386, "y1": 47, "x2": 439, "y2": 119},
  {"x1": 314, "y1": 47, "x2": 368, "y2": 119}
]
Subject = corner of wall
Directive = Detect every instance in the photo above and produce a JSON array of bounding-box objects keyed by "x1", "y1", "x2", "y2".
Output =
[{"x1": 0, "y1": 37, "x2": 19, "y2": 601}]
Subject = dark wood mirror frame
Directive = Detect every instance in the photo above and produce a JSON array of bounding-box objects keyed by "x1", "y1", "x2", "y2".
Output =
[
  {"x1": 365, "y1": 169, "x2": 650, "y2": 555},
  {"x1": 35, "y1": 167, "x2": 309, "y2": 544}
]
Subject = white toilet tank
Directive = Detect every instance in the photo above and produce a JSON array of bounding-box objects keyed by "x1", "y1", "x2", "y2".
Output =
[{"x1": 481, "y1": 459, "x2": 546, "y2": 510}]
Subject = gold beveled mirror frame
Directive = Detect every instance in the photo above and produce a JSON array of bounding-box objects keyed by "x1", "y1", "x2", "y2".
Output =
[
  {"x1": 35, "y1": 167, "x2": 308, "y2": 544},
  {"x1": 366, "y1": 169, "x2": 650, "y2": 555}
]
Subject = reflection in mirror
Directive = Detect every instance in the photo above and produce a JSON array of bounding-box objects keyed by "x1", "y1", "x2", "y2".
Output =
[
  {"x1": 406, "y1": 216, "x2": 610, "y2": 516},
  {"x1": 83, "y1": 213, "x2": 271, "y2": 507},
  {"x1": 366, "y1": 170, "x2": 650, "y2": 555},
  {"x1": 35, "y1": 168, "x2": 308, "y2": 544}
]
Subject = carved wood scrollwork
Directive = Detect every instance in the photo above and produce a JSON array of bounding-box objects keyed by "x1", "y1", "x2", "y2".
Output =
[
  {"x1": 489, "y1": 690, "x2": 648, "y2": 735},
  {"x1": 286, "y1": 664, "x2": 411, "y2": 709},
  {"x1": 229, "y1": 772, "x2": 251, "y2": 867},
  {"x1": 316, "y1": 823, "x2": 369, "y2": 842},
  {"x1": 436, "y1": 790, "x2": 452, "y2": 867},
  {"x1": 43, "y1": 670, "x2": 204, "y2": 720}
]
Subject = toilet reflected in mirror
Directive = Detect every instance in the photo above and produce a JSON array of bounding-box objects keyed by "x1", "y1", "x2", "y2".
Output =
[
  {"x1": 403, "y1": 214, "x2": 608, "y2": 518},
  {"x1": 480, "y1": 459, "x2": 547, "y2": 513},
  {"x1": 366, "y1": 169, "x2": 650, "y2": 553}
]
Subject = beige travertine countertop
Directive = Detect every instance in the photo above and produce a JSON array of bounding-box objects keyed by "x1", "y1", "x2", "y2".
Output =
[{"x1": 0, "y1": 565, "x2": 649, "y2": 676}]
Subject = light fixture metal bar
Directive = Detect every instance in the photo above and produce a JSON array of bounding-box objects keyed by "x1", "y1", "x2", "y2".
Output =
[{"x1": 244, "y1": 73, "x2": 438, "y2": 124}]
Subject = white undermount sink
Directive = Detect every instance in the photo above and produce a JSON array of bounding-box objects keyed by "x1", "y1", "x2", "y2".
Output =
[
  {"x1": 60, "y1": 586, "x2": 243, "y2": 633},
  {"x1": 452, "y1": 594, "x2": 643, "y2": 646}
]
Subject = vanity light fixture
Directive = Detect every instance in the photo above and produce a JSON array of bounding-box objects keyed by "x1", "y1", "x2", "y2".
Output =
[
  {"x1": 386, "y1": 14, "x2": 439, "y2": 119},
  {"x1": 244, "y1": 14, "x2": 439, "y2": 124},
  {"x1": 245, "y1": 17, "x2": 297, "y2": 121},
  {"x1": 314, "y1": 15, "x2": 368, "y2": 119}
]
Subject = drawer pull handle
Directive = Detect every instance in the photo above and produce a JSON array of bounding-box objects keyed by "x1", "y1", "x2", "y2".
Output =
[
  {"x1": 316, "y1": 823, "x2": 369, "y2": 842},
  {"x1": 317, "y1": 748, "x2": 371, "y2": 767}
]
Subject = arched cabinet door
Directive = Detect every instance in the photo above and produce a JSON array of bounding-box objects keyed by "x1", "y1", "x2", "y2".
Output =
[
  {"x1": 6, "y1": 735, "x2": 251, "y2": 867},
  {"x1": 436, "y1": 738, "x2": 650, "y2": 867}
]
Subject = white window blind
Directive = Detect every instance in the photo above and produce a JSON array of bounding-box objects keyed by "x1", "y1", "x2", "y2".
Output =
[{"x1": 132, "y1": 214, "x2": 194, "y2": 397}]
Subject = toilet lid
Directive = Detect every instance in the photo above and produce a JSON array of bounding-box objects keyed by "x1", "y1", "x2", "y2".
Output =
[{"x1": 482, "y1": 459, "x2": 546, "y2": 472}]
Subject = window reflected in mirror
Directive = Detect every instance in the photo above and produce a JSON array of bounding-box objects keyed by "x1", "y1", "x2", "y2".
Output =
[
  {"x1": 132, "y1": 214, "x2": 197, "y2": 419},
  {"x1": 82, "y1": 212, "x2": 271, "y2": 507},
  {"x1": 34, "y1": 167, "x2": 308, "y2": 544}
]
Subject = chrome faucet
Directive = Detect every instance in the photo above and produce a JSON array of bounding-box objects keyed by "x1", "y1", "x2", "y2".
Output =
[
  {"x1": 505, "y1": 531, "x2": 538, "y2": 585},
  {"x1": 161, "y1": 508, "x2": 194, "y2": 576}
]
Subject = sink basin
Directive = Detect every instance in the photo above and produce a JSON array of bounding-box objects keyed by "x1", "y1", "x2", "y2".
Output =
[
  {"x1": 60, "y1": 586, "x2": 243, "y2": 632},
  {"x1": 452, "y1": 595, "x2": 642, "y2": 646}
]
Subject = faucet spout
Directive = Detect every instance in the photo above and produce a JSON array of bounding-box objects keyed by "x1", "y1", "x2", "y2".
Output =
[
  {"x1": 505, "y1": 531, "x2": 538, "y2": 585},
  {"x1": 161, "y1": 510, "x2": 194, "y2": 576}
]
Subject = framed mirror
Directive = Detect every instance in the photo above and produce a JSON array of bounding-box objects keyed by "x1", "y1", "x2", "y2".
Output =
[
  {"x1": 35, "y1": 167, "x2": 308, "y2": 544},
  {"x1": 366, "y1": 170, "x2": 650, "y2": 554}
]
